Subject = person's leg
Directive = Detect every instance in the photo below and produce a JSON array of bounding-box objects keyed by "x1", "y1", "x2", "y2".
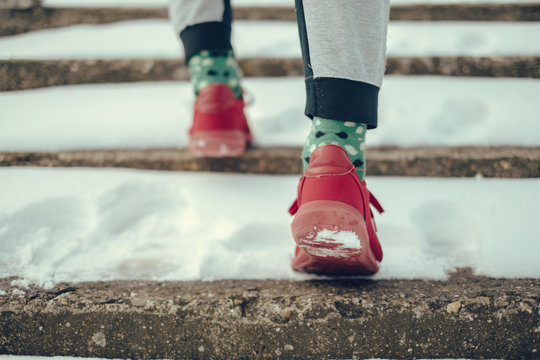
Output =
[
  {"x1": 295, "y1": 0, "x2": 390, "y2": 180},
  {"x1": 169, "y1": 0, "x2": 251, "y2": 157},
  {"x1": 169, "y1": 0, "x2": 242, "y2": 98},
  {"x1": 290, "y1": 0, "x2": 390, "y2": 274}
]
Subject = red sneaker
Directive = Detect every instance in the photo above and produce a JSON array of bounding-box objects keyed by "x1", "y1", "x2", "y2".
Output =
[
  {"x1": 189, "y1": 84, "x2": 252, "y2": 157},
  {"x1": 289, "y1": 144, "x2": 384, "y2": 275}
]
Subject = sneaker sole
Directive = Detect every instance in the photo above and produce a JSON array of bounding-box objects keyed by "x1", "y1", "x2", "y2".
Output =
[
  {"x1": 291, "y1": 200, "x2": 379, "y2": 275},
  {"x1": 189, "y1": 130, "x2": 247, "y2": 158}
]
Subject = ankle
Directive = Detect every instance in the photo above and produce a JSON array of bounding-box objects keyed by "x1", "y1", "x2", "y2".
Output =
[
  {"x1": 302, "y1": 117, "x2": 367, "y2": 180},
  {"x1": 188, "y1": 49, "x2": 243, "y2": 99}
]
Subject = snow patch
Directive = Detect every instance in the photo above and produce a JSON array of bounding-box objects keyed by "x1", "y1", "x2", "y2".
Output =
[
  {"x1": 2, "y1": 77, "x2": 539, "y2": 152},
  {"x1": 2, "y1": 21, "x2": 539, "y2": 60},
  {"x1": 300, "y1": 229, "x2": 361, "y2": 258},
  {"x1": 10, "y1": 278, "x2": 31, "y2": 289},
  {"x1": 0, "y1": 169, "x2": 538, "y2": 284},
  {"x1": 220, "y1": 144, "x2": 230, "y2": 155},
  {"x1": 40, "y1": 0, "x2": 540, "y2": 7},
  {"x1": 12, "y1": 289, "x2": 26, "y2": 296},
  {"x1": 411, "y1": 200, "x2": 481, "y2": 269},
  {"x1": 308, "y1": 229, "x2": 361, "y2": 250}
]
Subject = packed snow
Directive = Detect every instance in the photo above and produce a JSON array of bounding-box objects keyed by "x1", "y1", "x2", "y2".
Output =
[
  {"x1": 0, "y1": 167, "x2": 538, "y2": 290},
  {"x1": 1, "y1": 77, "x2": 539, "y2": 152},
  {"x1": 299, "y1": 229, "x2": 363, "y2": 259},
  {"x1": 41, "y1": 0, "x2": 540, "y2": 8},
  {"x1": 42, "y1": 0, "x2": 295, "y2": 7},
  {"x1": 1, "y1": 20, "x2": 540, "y2": 60}
]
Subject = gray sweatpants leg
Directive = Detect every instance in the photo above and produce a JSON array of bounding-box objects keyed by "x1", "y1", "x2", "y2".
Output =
[
  {"x1": 169, "y1": 0, "x2": 225, "y2": 35},
  {"x1": 170, "y1": 0, "x2": 390, "y2": 128},
  {"x1": 296, "y1": 0, "x2": 390, "y2": 128},
  {"x1": 168, "y1": 0, "x2": 233, "y2": 61}
]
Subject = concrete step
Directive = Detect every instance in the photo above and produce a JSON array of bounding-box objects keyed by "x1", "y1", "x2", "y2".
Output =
[
  {"x1": 2, "y1": 4, "x2": 540, "y2": 36},
  {"x1": 1, "y1": 270, "x2": 538, "y2": 359},
  {"x1": 2, "y1": 56, "x2": 538, "y2": 91},
  {"x1": 1, "y1": 146, "x2": 539, "y2": 178}
]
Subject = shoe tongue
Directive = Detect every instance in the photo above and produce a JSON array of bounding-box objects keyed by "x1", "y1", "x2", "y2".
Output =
[{"x1": 306, "y1": 145, "x2": 353, "y2": 176}]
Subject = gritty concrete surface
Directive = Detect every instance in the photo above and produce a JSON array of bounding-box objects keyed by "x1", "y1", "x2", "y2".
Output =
[
  {"x1": 390, "y1": 3, "x2": 540, "y2": 22},
  {"x1": 384, "y1": 56, "x2": 540, "y2": 79},
  {"x1": 0, "y1": 269, "x2": 538, "y2": 359},
  {"x1": 0, "y1": 58, "x2": 301, "y2": 91},
  {"x1": 2, "y1": 4, "x2": 539, "y2": 36},
  {"x1": 1, "y1": 146, "x2": 539, "y2": 178},
  {"x1": 2, "y1": 56, "x2": 538, "y2": 91}
]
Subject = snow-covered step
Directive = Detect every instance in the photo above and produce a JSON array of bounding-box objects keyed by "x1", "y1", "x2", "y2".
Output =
[
  {"x1": 1, "y1": 78, "x2": 539, "y2": 152},
  {"x1": 37, "y1": 0, "x2": 540, "y2": 7},
  {"x1": 2, "y1": 146, "x2": 539, "y2": 178},
  {"x1": 0, "y1": 168, "x2": 538, "y2": 285},
  {"x1": 3, "y1": 3, "x2": 539, "y2": 37},
  {"x1": 3, "y1": 56, "x2": 538, "y2": 91},
  {"x1": 2, "y1": 20, "x2": 540, "y2": 60},
  {"x1": 1, "y1": 274, "x2": 538, "y2": 359}
]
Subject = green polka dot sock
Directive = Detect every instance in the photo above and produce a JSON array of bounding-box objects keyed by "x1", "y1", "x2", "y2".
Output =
[
  {"x1": 187, "y1": 49, "x2": 243, "y2": 99},
  {"x1": 302, "y1": 117, "x2": 367, "y2": 181}
]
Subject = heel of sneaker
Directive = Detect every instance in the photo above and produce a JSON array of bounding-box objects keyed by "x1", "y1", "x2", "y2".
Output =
[
  {"x1": 291, "y1": 200, "x2": 379, "y2": 274},
  {"x1": 189, "y1": 130, "x2": 247, "y2": 158}
]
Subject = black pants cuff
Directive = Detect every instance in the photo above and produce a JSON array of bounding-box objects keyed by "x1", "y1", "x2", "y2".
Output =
[
  {"x1": 305, "y1": 77, "x2": 380, "y2": 129},
  {"x1": 180, "y1": 21, "x2": 232, "y2": 62}
]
